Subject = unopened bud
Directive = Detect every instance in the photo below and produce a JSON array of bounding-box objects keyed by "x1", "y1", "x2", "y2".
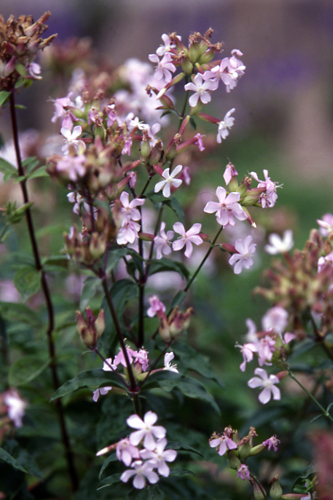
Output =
[
  {"x1": 199, "y1": 48, "x2": 215, "y2": 64},
  {"x1": 226, "y1": 452, "x2": 241, "y2": 470},
  {"x1": 269, "y1": 476, "x2": 283, "y2": 500},
  {"x1": 159, "y1": 314, "x2": 172, "y2": 343},
  {"x1": 253, "y1": 481, "x2": 266, "y2": 500},
  {"x1": 89, "y1": 232, "x2": 106, "y2": 260},
  {"x1": 76, "y1": 308, "x2": 105, "y2": 348},
  {"x1": 182, "y1": 58, "x2": 193, "y2": 74}
]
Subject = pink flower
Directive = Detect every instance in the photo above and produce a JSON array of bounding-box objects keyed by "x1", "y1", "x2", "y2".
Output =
[
  {"x1": 56, "y1": 155, "x2": 86, "y2": 182},
  {"x1": 223, "y1": 162, "x2": 238, "y2": 185},
  {"x1": 250, "y1": 169, "x2": 279, "y2": 208},
  {"x1": 216, "y1": 108, "x2": 235, "y2": 143},
  {"x1": 264, "y1": 230, "x2": 294, "y2": 254},
  {"x1": 133, "y1": 349, "x2": 149, "y2": 372},
  {"x1": 172, "y1": 222, "x2": 203, "y2": 258},
  {"x1": 194, "y1": 133, "x2": 205, "y2": 151},
  {"x1": 148, "y1": 53, "x2": 176, "y2": 83},
  {"x1": 154, "y1": 222, "x2": 174, "y2": 259},
  {"x1": 156, "y1": 33, "x2": 179, "y2": 56},
  {"x1": 154, "y1": 165, "x2": 183, "y2": 198},
  {"x1": 184, "y1": 73, "x2": 213, "y2": 107},
  {"x1": 147, "y1": 295, "x2": 166, "y2": 318},
  {"x1": 120, "y1": 460, "x2": 159, "y2": 489},
  {"x1": 237, "y1": 464, "x2": 250, "y2": 481},
  {"x1": 140, "y1": 438, "x2": 177, "y2": 477},
  {"x1": 127, "y1": 411, "x2": 166, "y2": 450},
  {"x1": 229, "y1": 235, "x2": 257, "y2": 274},
  {"x1": 262, "y1": 435, "x2": 280, "y2": 452},
  {"x1": 262, "y1": 306, "x2": 288, "y2": 336},
  {"x1": 257, "y1": 335, "x2": 276, "y2": 366},
  {"x1": 119, "y1": 192, "x2": 145, "y2": 223},
  {"x1": 318, "y1": 252, "x2": 333, "y2": 273},
  {"x1": 248, "y1": 368, "x2": 281, "y2": 404},
  {"x1": 317, "y1": 213, "x2": 333, "y2": 237},
  {"x1": 92, "y1": 386, "x2": 112, "y2": 402},
  {"x1": 116, "y1": 220, "x2": 141, "y2": 245},
  {"x1": 236, "y1": 342, "x2": 258, "y2": 372},
  {"x1": 116, "y1": 438, "x2": 140, "y2": 466},
  {"x1": 209, "y1": 431, "x2": 238, "y2": 456},
  {"x1": 204, "y1": 186, "x2": 247, "y2": 227}
]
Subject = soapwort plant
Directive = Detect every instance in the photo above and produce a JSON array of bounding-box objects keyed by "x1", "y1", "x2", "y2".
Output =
[{"x1": 0, "y1": 12, "x2": 332, "y2": 500}]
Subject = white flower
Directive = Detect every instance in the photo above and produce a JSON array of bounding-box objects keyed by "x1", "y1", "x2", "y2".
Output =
[
  {"x1": 140, "y1": 438, "x2": 177, "y2": 477},
  {"x1": 184, "y1": 73, "x2": 213, "y2": 107},
  {"x1": 264, "y1": 230, "x2": 294, "y2": 254},
  {"x1": 262, "y1": 306, "x2": 289, "y2": 336},
  {"x1": 92, "y1": 386, "x2": 112, "y2": 402},
  {"x1": 4, "y1": 390, "x2": 27, "y2": 427},
  {"x1": 154, "y1": 222, "x2": 174, "y2": 259},
  {"x1": 61, "y1": 125, "x2": 86, "y2": 155},
  {"x1": 248, "y1": 368, "x2": 281, "y2": 404},
  {"x1": 120, "y1": 460, "x2": 159, "y2": 489},
  {"x1": 216, "y1": 108, "x2": 235, "y2": 143},
  {"x1": 127, "y1": 411, "x2": 166, "y2": 450},
  {"x1": 116, "y1": 438, "x2": 140, "y2": 466},
  {"x1": 164, "y1": 352, "x2": 179, "y2": 373},
  {"x1": 154, "y1": 165, "x2": 183, "y2": 198},
  {"x1": 229, "y1": 235, "x2": 256, "y2": 274}
]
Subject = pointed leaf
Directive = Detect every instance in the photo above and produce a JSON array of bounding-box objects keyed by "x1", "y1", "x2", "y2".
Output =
[
  {"x1": 0, "y1": 302, "x2": 42, "y2": 328},
  {"x1": 0, "y1": 91, "x2": 11, "y2": 108},
  {"x1": 8, "y1": 356, "x2": 51, "y2": 387},
  {"x1": 148, "y1": 258, "x2": 189, "y2": 280},
  {"x1": 173, "y1": 342, "x2": 224, "y2": 387},
  {"x1": 14, "y1": 266, "x2": 41, "y2": 298},
  {"x1": 0, "y1": 448, "x2": 27, "y2": 473},
  {"x1": 50, "y1": 369, "x2": 127, "y2": 400},
  {"x1": 97, "y1": 473, "x2": 122, "y2": 490},
  {"x1": 99, "y1": 454, "x2": 117, "y2": 480}
]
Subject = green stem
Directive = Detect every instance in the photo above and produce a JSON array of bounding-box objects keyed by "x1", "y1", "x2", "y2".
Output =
[
  {"x1": 184, "y1": 226, "x2": 223, "y2": 292},
  {"x1": 288, "y1": 369, "x2": 333, "y2": 422},
  {"x1": 9, "y1": 91, "x2": 78, "y2": 492}
]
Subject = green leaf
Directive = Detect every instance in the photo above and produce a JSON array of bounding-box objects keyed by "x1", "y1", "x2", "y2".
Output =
[
  {"x1": 28, "y1": 167, "x2": 49, "y2": 179},
  {"x1": 14, "y1": 266, "x2": 41, "y2": 298},
  {"x1": 163, "y1": 197, "x2": 185, "y2": 225},
  {"x1": 99, "y1": 454, "x2": 117, "y2": 480},
  {"x1": 0, "y1": 158, "x2": 17, "y2": 177},
  {"x1": 148, "y1": 258, "x2": 189, "y2": 280},
  {"x1": 22, "y1": 156, "x2": 39, "y2": 171},
  {"x1": 80, "y1": 276, "x2": 102, "y2": 309},
  {"x1": 0, "y1": 302, "x2": 42, "y2": 328},
  {"x1": 43, "y1": 254, "x2": 69, "y2": 271},
  {"x1": 8, "y1": 356, "x2": 51, "y2": 387},
  {"x1": 167, "y1": 441, "x2": 203, "y2": 457},
  {"x1": 15, "y1": 63, "x2": 26, "y2": 77},
  {"x1": 189, "y1": 117, "x2": 197, "y2": 130},
  {"x1": 127, "y1": 485, "x2": 164, "y2": 499},
  {"x1": 0, "y1": 91, "x2": 11, "y2": 108},
  {"x1": 143, "y1": 371, "x2": 220, "y2": 414},
  {"x1": 170, "y1": 291, "x2": 187, "y2": 309},
  {"x1": 106, "y1": 248, "x2": 131, "y2": 274},
  {"x1": 0, "y1": 447, "x2": 27, "y2": 473},
  {"x1": 50, "y1": 369, "x2": 127, "y2": 400},
  {"x1": 173, "y1": 342, "x2": 224, "y2": 387},
  {"x1": 97, "y1": 473, "x2": 121, "y2": 490}
]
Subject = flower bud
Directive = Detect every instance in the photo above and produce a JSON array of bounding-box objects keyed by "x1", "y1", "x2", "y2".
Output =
[
  {"x1": 169, "y1": 306, "x2": 194, "y2": 338},
  {"x1": 182, "y1": 57, "x2": 193, "y2": 74},
  {"x1": 253, "y1": 481, "x2": 266, "y2": 500},
  {"x1": 141, "y1": 132, "x2": 151, "y2": 160},
  {"x1": 226, "y1": 451, "x2": 241, "y2": 470},
  {"x1": 199, "y1": 49, "x2": 215, "y2": 64},
  {"x1": 76, "y1": 308, "x2": 105, "y2": 348},
  {"x1": 269, "y1": 476, "x2": 283, "y2": 500},
  {"x1": 159, "y1": 314, "x2": 172, "y2": 343},
  {"x1": 89, "y1": 232, "x2": 106, "y2": 260},
  {"x1": 189, "y1": 43, "x2": 201, "y2": 63}
]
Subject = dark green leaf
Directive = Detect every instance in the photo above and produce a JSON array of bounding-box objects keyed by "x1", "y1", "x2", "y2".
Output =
[
  {"x1": 99, "y1": 454, "x2": 117, "y2": 480},
  {"x1": 163, "y1": 197, "x2": 185, "y2": 225},
  {"x1": 173, "y1": 342, "x2": 224, "y2": 387},
  {"x1": 148, "y1": 258, "x2": 189, "y2": 280},
  {"x1": 143, "y1": 371, "x2": 220, "y2": 414},
  {"x1": 80, "y1": 276, "x2": 102, "y2": 309},
  {"x1": 14, "y1": 266, "x2": 41, "y2": 298},
  {"x1": 189, "y1": 117, "x2": 197, "y2": 130},
  {"x1": 0, "y1": 447, "x2": 27, "y2": 473},
  {"x1": 97, "y1": 473, "x2": 121, "y2": 490},
  {"x1": 43, "y1": 254, "x2": 69, "y2": 271},
  {"x1": 50, "y1": 369, "x2": 127, "y2": 400},
  {"x1": 167, "y1": 441, "x2": 203, "y2": 457},
  {"x1": 8, "y1": 356, "x2": 51, "y2": 387},
  {"x1": 170, "y1": 291, "x2": 186, "y2": 309},
  {"x1": 127, "y1": 485, "x2": 164, "y2": 499},
  {"x1": 169, "y1": 467, "x2": 194, "y2": 477},
  {"x1": 106, "y1": 248, "x2": 129, "y2": 274},
  {"x1": 0, "y1": 302, "x2": 42, "y2": 328},
  {"x1": 0, "y1": 91, "x2": 11, "y2": 107}
]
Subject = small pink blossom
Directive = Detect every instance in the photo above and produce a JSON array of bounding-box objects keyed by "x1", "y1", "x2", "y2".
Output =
[
  {"x1": 209, "y1": 431, "x2": 238, "y2": 456},
  {"x1": 194, "y1": 133, "x2": 205, "y2": 151},
  {"x1": 262, "y1": 306, "x2": 289, "y2": 336},
  {"x1": 154, "y1": 165, "x2": 183, "y2": 198},
  {"x1": 216, "y1": 108, "x2": 236, "y2": 143},
  {"x1": 116, "y1": 438, "x2": 140, "y2": 466},
  {"x1": 257, "y1": 335, "x2": 276, "y2": 366},
  {"x1": 318, "y1": 252, "x2": 333, "y2": 273},
  {"x1": 204, "y1": 186, "x2": 247, "y2": 227},
  {"x1": 237, "y1": 464, "x2": 250, "y2": 481},
  {"x1": 248, "y1": 368, "x2": 281, "y2": 404},
  {"x1": 117, "y1": 220, "x2": 141, "y2": 245},
  {"x1": 148, "y1": 53, "x2": 176, "y2": 83},
  {"x1": 127, "y1": 411, "x2": 166, "y2": 450},
  {"x1": 264, "y1": 230, "x2": 294, "y2": 254},
  {"x1": 317, "y1": 213, "x2": 333, "y2": 237},
  {"x1": 92, "y1": 386, "x2": 112, "y2": 402},
  {"x1": 56, "y1": 155, "x2": 86, "y2": 182},
  {"x1": 262, "y1": 435, "x2": 280, "y2": 452},
  {"x1": 147, "y1": 295, "x2": 166, "y2": 318},
  {"x1": 236, "y1": 342, "x2": 258, "y2": 372},
  {"x1": 223, "y1": 162, "x2": 238, "y2": 185},
  {"x1": 120, "y1": 460, "x2": 159, "y2": 489},
  {"x1": 156, "y1": 34, "x2": 179, "y2": 57},
  {"x1": 140, "y1": 438, "x2": 177, "y2": 477},
  {"x1": 250, "y1": 169, "x2": 279, "y2": 208},
  {"x1": 119, "y1": 192, "x2": 145, "y2": 223},
  {"x1": 184, "y1": 73, "x2": 213, "y2": 107},
  {"x1": 172, "y1": 222, "x2": 203, "y2": 258},
  {"x1": 178, "y1": 166, "x2": 191, "y2": 186},
  {"x1": 229, "y1": 235, "x2": 257, "y2": 274},
  {"x1": 154, "y1": 222, "x2": 174, "y2": 259}
]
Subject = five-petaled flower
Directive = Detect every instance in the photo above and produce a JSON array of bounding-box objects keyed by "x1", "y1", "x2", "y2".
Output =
[
  {"x1": 120, "y1": 460, "x2": 159, "y2": 489},
  {"x1": 140, "y1": 438, "x2": 177, "y2": 477},
  {"x1": 216, "y1": 108, "x2": 236, "y2": 143},
  {"x1": 204, "y1": 186, "x2": 247, "y2": 227},
  {"x1": 229, "y1": 235, "x2": 256, "y2": 274},
  {"x1": 262, "y1": 435, "x2": 280, "y2": 452},
  {"x1": 127, "y1": 411, "x2": 166, "y2": 450},
  {"x1": 154, "y1": 165, "x2": 183, "y2": 198},
  {"x1": 209, "y1": 430, "x2": 238, "y2": 456},
  {"x1": 184, "y1": 73, "x2": 213, "y2": 107},
  {"x1": 264, "y1": 230, "x2": 294, "y2": 255},
  {"x1": 172, "y1": 222, "x2": 203, "y2": 258},
  {"x1": 247, "y1": 368, "x2": 281, "y2": 404}
]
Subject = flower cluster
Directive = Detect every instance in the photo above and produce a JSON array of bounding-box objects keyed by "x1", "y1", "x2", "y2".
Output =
[{"x1": 97, "y1": 411, "x2": 177, "y2": 489}]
